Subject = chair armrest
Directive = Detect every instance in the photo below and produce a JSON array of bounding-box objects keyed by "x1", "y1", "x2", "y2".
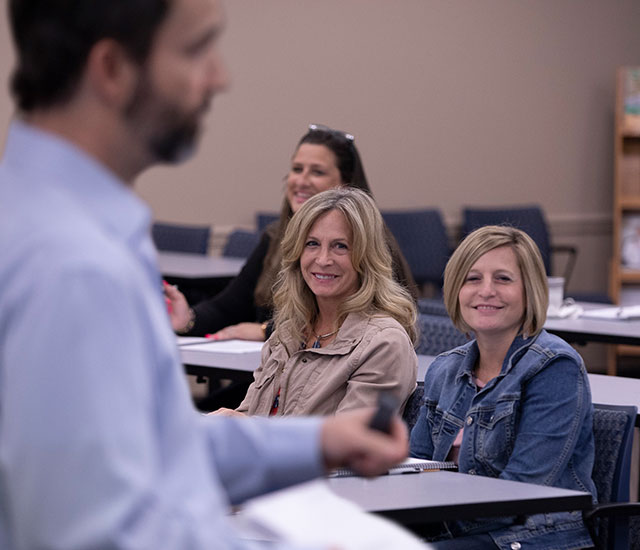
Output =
[
  {"x1": 550, "y1": 243, "x2": 578, "y2": 288},
  {"x1": 583, "y1": 502, "x2": 640, "y2": 549},
  {"x1": 584, "y1": 502, "x2": 640, "y2": 521}
]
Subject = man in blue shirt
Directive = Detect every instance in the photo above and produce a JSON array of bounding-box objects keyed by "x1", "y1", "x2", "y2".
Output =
[{"x1": 0, "y1": 1, "x2": 409, "y2": 548}]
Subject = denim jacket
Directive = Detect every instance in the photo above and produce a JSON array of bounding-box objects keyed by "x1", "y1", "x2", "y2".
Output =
[{"x1": 410, "y1": 330, "x2": 596, "y2": 550}]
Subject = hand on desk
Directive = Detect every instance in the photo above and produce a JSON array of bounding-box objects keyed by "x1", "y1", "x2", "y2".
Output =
[
  {"x1": 321, "y1": 409, "x2": 408, "y2": 477},
  {"x1": 208, "y1": 408, "x2": 247, "y2": 418},
  {"x1": 163, "y1": 281, "x2": 192, "y2": 332},
  {"x1": 206, "y1": 322, "x2": 265, "y2": 342}
]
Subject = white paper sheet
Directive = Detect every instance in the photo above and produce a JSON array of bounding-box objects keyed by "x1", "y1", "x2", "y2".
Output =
[
  {"x1": 178, "y1": 338, "x2": 265, "y2": 353},
  {"x1": 580, "y1": 305, "x2": 640, "y2": 320},
  {"x1": 240, "y1": 479, "x2": 432, "y2": 550},
  {"x1": 176, "y1": 336, "x2": 209, "y2": 346}
]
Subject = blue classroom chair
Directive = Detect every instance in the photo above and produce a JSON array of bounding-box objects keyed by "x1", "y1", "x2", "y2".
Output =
[
  {"x1": 382, "y1": 209, "x2": 451, "y2": 292},
  {"x1": 222, "y1": 229, "x2": 260, "y2": 259},
  {"x1": 584, "y1": 403, "x2": 640, "y2": 550},
  {"x1": 152, "y1": 222, "x2": 211, "y2": 255}
]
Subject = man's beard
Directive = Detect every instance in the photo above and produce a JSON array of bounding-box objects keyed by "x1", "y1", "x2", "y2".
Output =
[
  {"x1": 147, "y1": 113, "x2": 200, "y2": 163},
  {"x1": 124, "y1": 75, "x2": 209, "y2": 164}
]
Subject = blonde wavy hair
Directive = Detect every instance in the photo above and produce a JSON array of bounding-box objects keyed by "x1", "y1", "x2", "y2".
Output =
[
  {"x1": 272, "y1": 188, "x2": 417, "y2": 344},
  {"x1": 443, "y1": 225, "x2": 549, "y2": 337}
]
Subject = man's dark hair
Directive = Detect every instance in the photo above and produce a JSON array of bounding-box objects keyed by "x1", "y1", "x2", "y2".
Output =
[{"x1": 9, "y1": 0, "x2": 170, "y2": 112}]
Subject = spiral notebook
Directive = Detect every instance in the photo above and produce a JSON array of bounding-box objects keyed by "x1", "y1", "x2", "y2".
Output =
[{"x1": 329, "y1": 457, "x2": 457, "y2": 478}]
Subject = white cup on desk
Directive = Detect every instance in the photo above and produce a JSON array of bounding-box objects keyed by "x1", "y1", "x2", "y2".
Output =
[{"x1": 547, "y1": 277, "x2": 565, "y2": 316}]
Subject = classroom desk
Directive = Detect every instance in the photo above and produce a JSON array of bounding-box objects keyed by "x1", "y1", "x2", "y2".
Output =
[
  {"x1": 544, "y1": 303, "x2": 640, "y2": 347},
  {"x1": 180, "y1": 343, "x2": 640, "y2": 501},
  {"x1": 327, "y1": 470, "x2": 593, "y2": 526},
  {"x1": 179, "y1": 338, "x2": 260, "y2": 382},
  {"x1": 159, "y1": 251, "x2": 246, "y2": 304},
  {"x1": 589, "y1": 373, "x2": 640, "y2": 427},
  {"x1": 180, "y1": 345, "x2": 640, "y2": 418},
  {"x1": 158, "y1": 251, "x2": 245, "y2": 279}
]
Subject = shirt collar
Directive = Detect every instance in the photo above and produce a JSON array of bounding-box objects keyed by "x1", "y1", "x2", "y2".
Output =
[
  {"x1": 3, "y1": 118, "x2": 151, "y2": 247},
  {"x1": 454, "y1": 332, "x2": 539, "y2": 384},
  {"x1": 278, "y1": 311, "x2": 370, "y2": 355}
]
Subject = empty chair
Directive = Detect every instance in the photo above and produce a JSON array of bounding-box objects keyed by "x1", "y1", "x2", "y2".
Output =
[
  {"x1": 584, "y1": 403, "x2": 640, "y2": 550},
  {"x1": 417, "y1": 296, "x2": 449, "y2": 317},
  {"x1": 382, "y1": 209, "x2": 450, "y2": 293},
  {"x1": 255, "y1": 211, "x2": 279, "y2": 232},
  {"x1": 152, "y1": 222, "x2": 211, "y2": 255},
  {"x1": 415, "y1": 313, "x2": 469, "y2": 356},
  {"x1": 462, "y1": 205, "x2": 577, "y2": 288},
  {"x1": 222, "y1": 229, "x2": 260, "y2": 259}
]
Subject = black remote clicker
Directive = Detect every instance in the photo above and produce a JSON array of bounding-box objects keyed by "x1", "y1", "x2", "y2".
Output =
[{"x1": 368, "y1": 392, "x2": 398, "y2": 434}]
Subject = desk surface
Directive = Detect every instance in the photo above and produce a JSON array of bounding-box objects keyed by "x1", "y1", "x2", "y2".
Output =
[
  {"x1": 179, "y1": 338, "x2": 261, "y2": 380},
  {"x1": 327, "y1": 470, "x2": 592, "y2": 525},
  {"x1": 544, "y1": 302, "x2": 640, "y2": 346},
  {"x1": 179, "y1": 345, "x2": 640, "y2": 418},
  {"x1": 158, "y1": 251, "x2": 245, "y2": 279}
]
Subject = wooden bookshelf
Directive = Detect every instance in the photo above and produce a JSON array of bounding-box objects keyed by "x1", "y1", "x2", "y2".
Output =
[{"x1": 609, "y1": 67, "x2": 640, "y2": 375}]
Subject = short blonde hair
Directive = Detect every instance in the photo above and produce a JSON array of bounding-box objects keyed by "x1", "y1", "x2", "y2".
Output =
[
  {"x1": 443, "y1": 225, "x2": 548, "y2": 337},
  {"x1": 273, "y1": 187, "x2": 417, "y2": 344}
]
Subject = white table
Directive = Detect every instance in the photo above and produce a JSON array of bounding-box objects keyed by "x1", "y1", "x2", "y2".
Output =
[
  {"x1": 179, "y1": 338, "x2": 261, "y2": 381},
  {"x1": 544, "y1": 302, "x2": 640, "y2": 347},
  {"x1": 158, "y1": 251, "x2": 245, "y2": 279},
  {"x1": 179, "y1": 345, "x2": 640, "y2": 417}
]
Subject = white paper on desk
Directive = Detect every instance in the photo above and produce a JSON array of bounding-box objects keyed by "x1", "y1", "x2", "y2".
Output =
[
  {"x1": 241, "y1": 479, "x2": 432, "y2": 550},
  {"x1": 176, "y1": 336, "x2": 209, "y2": 346},
  {"x1": 182, "y1": 339, "x2": 265, "y2": 353},
  {"x1": 580, "y1": 305, "x2": 640, "y2": 320}
]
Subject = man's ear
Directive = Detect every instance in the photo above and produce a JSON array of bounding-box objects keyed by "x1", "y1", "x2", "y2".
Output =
[{"x1": 84, "y1": 38, "x2": 139, "y2": 109}]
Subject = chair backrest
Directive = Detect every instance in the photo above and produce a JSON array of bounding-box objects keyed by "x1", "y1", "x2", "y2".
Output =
[
  {"x1": 152, "y1": 222, "x2": 211, "y2": 255},
  {"x1": 222, "y1": 229, "x2": 260, "y2": 259},
  {"x1": 591, "y1": 403, "x2": 637, "y2": 550},
  {"x1": 402, "y1": 382, "x2": 424, "y2": 432},
  {"x1": 415, "y1": 313, "x2": 469, "y2": 356},
  {"x1": 462, "y1": 205, "x2": 552, "y2": 275},
  {"x1": 256, "y1": 212, "x2": 279, "y2": 232},
  {"x1": 418, "y1": 297, "x2": 449, "y2": 317},
  {"x1": 381, "y1": 209, "x2": 450, "y2": 289}
]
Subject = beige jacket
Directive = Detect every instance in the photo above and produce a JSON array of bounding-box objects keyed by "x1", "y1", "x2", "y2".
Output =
[{"x1": 237, "y1": 312, "x2": 417, "y2": 416}]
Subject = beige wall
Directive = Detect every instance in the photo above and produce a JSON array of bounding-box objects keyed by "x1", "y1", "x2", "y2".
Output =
[{"x1": 1, "y1": 1, "x2": 640, "y2": 298}]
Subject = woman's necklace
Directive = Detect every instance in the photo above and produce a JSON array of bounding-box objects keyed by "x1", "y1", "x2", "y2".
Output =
[{"x1": 311, "y1": 327, "x2": 339, "y2": 349}]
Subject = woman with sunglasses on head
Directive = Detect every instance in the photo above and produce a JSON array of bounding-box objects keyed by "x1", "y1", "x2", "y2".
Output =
[
  {"x1": 166, "y1": 124, "x2": 416, "y2": 341},
  {"x1": 409, "y1": 225, "x2": 595, "y2": 550},
  {"x1": 216, "y1": 187, "x2": 417, "y2": 417}
]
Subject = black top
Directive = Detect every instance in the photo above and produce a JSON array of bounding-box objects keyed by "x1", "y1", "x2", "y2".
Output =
[
  {"x1": 186, "y1": 224, "x2": 417, "y2": 337},
  {"x1": 188, "y1": 230, "x2": 272, "y2": 335}
]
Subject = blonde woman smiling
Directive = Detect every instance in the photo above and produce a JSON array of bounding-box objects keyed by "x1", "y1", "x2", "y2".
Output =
[{"x1": 218, "y1": 188, "x2": 417, "y2": 417}]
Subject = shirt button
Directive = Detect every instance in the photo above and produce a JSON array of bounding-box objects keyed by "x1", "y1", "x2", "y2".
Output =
[
  {"x1": 301, "y1": 358, "x2": 307, "y2": 363},
  {"x1": 510, "y1": 543, "x2": 521, "y2": 550},
  {"x1": 466, "y1": 416, "x2": 473, "y2": 426}
]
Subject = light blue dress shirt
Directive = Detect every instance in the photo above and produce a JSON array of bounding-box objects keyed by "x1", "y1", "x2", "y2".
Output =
[{"x1": 0, "y1": 120, "x2": 324, "y2": 549}]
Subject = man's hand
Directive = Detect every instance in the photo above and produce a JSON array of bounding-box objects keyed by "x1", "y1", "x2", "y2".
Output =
[{"x1": 321, "y1": 408, "x2": 408, "y2": 477}]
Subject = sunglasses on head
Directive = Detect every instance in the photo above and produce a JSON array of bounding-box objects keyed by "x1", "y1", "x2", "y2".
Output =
[{"x1": 308, "y1": 123, "x2": 355, "y2": 142}]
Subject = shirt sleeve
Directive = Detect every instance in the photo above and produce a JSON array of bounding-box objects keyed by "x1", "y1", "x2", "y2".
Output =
[
  {"x1": 335, "y1": 325, "x2": 417, "y2": 414},
  {"x1": 499, "y1": 355, "x2": 591, "y2": 486},
  {"x1": 1, "y1": 257, "x2": 322, "y2": 549},
  {"x1": 204, "y1": 415, "x2": 325, "y2": 505}
]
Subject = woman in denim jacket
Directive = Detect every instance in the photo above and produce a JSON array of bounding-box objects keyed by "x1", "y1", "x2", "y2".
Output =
[{"x1": 410, "y1": 226, "x2": 596, "y2": 550}]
